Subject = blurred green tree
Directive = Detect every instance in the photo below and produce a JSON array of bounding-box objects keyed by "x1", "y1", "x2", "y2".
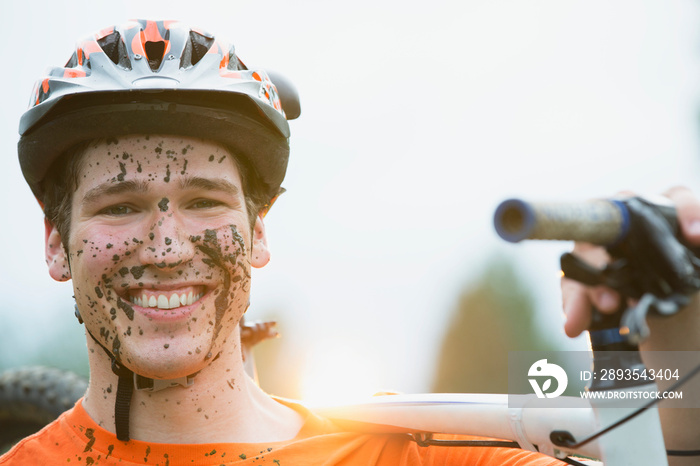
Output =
[{"x1": 432, "y1": 256, "x2": 557, "y2": 393}]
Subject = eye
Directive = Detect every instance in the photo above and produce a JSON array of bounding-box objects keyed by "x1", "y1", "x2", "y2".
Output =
[
  {"x1": 190, "y1": 199, "x2": 224, "y2": 209},
  {"x1": 98, "y1": 205, "x2": 134, "y2": 216}
]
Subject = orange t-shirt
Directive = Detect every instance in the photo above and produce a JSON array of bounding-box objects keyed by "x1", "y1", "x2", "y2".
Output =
[{"x1": 0, "y1": 399, "x2": 563, "y2": 465}]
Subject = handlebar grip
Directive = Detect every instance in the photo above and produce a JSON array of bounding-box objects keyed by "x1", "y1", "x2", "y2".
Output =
[{"x1": 493, "y1": 199, "x2": 630, "y2": 245}]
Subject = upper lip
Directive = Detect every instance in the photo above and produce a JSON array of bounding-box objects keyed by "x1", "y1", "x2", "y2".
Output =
[{"x1": 124, "y1": 282, "x2": 207, "y2": 292}]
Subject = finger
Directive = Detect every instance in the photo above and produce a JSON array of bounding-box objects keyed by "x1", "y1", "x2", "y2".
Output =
[
  {"x1": 561, "y1": 278, "x2": 592, "y2": 338},
  {"x1": 571, "y1": 241, "x2": 611, "y2": 268},
  {"x1": 590, "y1": 286, "x2": 621, "y2": 313},
  {"x1": 562, "y1": 279, "x2": 621, "y2": 335},
  {"x1": 664, "y1": 186, "x2": 700, "y2": 245},
  {"x1": 568, "y1": 243, "x2": 621, "y2": 311}
]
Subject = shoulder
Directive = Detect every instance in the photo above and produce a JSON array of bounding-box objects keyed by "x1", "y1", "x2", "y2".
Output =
[
  {"x1": 390, "y1": 435, "x2": 564, "y2": 466},
  {"x1": 273, "y1": 399, "x2": 561, "y2": 465}
]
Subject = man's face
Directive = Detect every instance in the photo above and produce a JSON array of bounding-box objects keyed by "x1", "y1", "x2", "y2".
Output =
[{"x1": 45, "y1": 135, "x2": 269, "y2": 379}]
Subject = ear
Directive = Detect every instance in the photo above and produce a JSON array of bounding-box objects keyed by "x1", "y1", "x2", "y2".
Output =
[
  {"x1": 45, "y1": 218, "x2": 71, "y2": 281},
  {"x1": 250, "y1": 214, "x2": 271, "y2": 268}
]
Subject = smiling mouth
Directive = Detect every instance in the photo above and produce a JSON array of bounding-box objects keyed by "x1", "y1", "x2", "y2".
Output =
[{"x1": 128, "y1": 287, "x2": 205, "y2": 310}]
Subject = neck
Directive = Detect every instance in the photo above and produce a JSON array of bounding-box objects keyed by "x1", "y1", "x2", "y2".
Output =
[{"x1": 82, "y1": 334, "x2": 303, "y2": 444}]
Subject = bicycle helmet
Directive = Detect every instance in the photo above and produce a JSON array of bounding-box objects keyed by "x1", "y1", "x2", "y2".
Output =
[
  {"x1": 18, "y1": 19, "x2": 301, "y2": 442},
  {"x1": 18, "y1": 19, "x2": 300, "y2": 204}
]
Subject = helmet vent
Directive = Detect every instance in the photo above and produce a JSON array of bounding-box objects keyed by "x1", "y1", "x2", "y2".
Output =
[
  {"x1": 97, "y1": 32, "x2": 132, "y2": 70},
  {"x1": 188, "y1": 31, "x2": 215, "y2": 67},
  {"x1": 144, "y1": 41, "x2": 166, "y2": 71},
  {"x1": 227, "y1": 48, "x2": 244, "y2": 70},
  {"x1": 65, "y1": 52, "x2": 78, "y2": 69}
]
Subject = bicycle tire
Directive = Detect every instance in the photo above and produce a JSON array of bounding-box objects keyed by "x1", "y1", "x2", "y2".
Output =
[{"x1": 0, "y1": 366, "x2": 87, "y2": 454}]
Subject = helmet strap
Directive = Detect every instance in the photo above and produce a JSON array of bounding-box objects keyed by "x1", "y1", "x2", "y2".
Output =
[
  {"x1": 111, "y1": 358, "x2": 134, "y2": 441},
  {"x1": 74, "y1": 305, "x2": 208, "y2": 441}
]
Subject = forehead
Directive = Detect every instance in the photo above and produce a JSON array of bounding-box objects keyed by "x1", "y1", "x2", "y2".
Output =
[{"x1": 75, "y1": 135, "x2": 242, "y2": 186}]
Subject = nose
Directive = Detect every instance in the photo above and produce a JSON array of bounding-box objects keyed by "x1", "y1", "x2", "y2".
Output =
[{"x1": 139, "y1": 211, "x2": 196, "y2": 271}]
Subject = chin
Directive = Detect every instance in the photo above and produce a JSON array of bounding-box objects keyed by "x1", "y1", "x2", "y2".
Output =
[{"x1": 120, "y1": 339, "x2": 218, "y2": 380}]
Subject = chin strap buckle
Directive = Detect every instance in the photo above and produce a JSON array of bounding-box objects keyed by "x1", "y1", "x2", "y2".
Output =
[{"x1": 134, "y1": 373, "x2": 195, "y2": 392}]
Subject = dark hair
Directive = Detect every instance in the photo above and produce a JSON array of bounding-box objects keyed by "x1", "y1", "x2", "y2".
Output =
[{"x1": 41, "y1": 138, "x2": 271, "y2": 255}]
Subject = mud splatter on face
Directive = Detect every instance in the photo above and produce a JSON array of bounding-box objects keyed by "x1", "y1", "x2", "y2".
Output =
[
  {"x1": 189, "y1": 225, "x2": 250, "y2": 351},
  {"x1": 69, "y1": 135, "x2": 255, "y2": 382},
  {"x1": 130, "y1": 265, "x2": 146, "y2": 279},
  {"x1": 117, "y1": 297, "x2": 135, "y2": 321},
  {"x1": 158, "y1": 197, "x2": 170, "y2": 212},
  {"x1": 112, "y1": 334, "x2": 121, "y2": 361},
  {"x1": 116, "y1": 162, "x2": 127, "y2": 182}
]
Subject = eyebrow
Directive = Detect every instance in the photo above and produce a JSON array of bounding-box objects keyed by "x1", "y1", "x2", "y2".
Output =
[
  {"x1": 80, "y1": 176, "x2": 241, "y2": 206},
  {"x1": 81, "y1": 180, "x2": 150, "y2": 205},
  {"x1": 179, "y1": 176, "x2": 241, "y2": 197}
]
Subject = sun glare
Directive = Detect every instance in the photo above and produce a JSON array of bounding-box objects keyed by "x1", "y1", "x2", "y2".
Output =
[{"x1": 299, "y1": 341, "x2": 386, "y2": 407}]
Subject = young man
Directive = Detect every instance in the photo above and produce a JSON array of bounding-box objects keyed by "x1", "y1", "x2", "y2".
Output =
[{"x1": 0, "y1": 19, "x2": 697, "y2": 465}]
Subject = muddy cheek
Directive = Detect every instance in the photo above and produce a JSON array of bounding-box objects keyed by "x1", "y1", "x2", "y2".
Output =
[
  {"x1": 189, "y1": 225, "x2": 252, "y2": 351},
  {"x1": 70, "y1": 235, "x2": 144, "y2": 342},
  {"x1": 77, "y1": 236, "x2": 140, "y2": 280}
]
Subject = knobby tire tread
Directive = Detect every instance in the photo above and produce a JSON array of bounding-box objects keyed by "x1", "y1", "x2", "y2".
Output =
[{"x1": 0, "y1": 366, "x2": 87, "y2": 454}]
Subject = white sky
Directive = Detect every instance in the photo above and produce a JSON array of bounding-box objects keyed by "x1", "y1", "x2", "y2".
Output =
[{"x1": 1, "y1": 0, "x2": 700, "y2": 397}]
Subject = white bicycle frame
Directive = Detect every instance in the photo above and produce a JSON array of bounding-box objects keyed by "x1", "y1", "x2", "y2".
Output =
[
  {"x1": 312, "y1": 384, "x2": 667, "y2": 465},
  {"x1": 309, "y1": 197, "x2": 700, "y2": 465}
]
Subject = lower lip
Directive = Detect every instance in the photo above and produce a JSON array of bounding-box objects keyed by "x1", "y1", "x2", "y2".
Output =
[{"x1": 130, "y1": 296, "x2": 205, "y2": 322}]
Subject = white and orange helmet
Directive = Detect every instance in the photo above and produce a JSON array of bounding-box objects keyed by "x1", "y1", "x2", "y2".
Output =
[{"x1": 19, "y1": 19, "x2": 300, "y2": 205}]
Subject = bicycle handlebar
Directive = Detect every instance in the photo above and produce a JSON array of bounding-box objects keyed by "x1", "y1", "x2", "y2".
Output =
[
  {"x1": 493, "y1": 198, "x2": 680, "y2": 246},
  {"x1": 493, "y1": 199, "x2": 626, "y2": 244}
]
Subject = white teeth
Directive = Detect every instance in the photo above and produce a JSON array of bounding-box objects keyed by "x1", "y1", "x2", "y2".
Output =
[
  {"x1": 129, "y1": 291, "x2": 203, "y2": 309},
  {"x1": 169, "y1": 294, "x2": 180, "y2": 309},
  {"x1": 157, "y1": 295, "x2": 169, "y2": 309}
]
